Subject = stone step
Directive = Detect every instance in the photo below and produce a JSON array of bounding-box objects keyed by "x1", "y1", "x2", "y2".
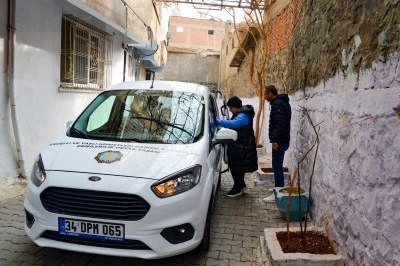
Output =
[
  {"x1": 256, "y1": 146, "x2": 266, "y2": 156},
  {"x1": 258, "y1": 154, "x2": 271, "y2": 163},
  {"x1": 254, "y1": 168, "x2": 291, "y2": 187}
]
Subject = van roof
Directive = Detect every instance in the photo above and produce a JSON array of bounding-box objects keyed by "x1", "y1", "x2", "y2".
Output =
[{"x1": 107, "y1": 80, "x2": 209, "y2": 95}]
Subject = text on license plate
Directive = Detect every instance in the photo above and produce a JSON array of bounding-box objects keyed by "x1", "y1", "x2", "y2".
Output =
[{"x1": 58, "y1": 218, "x2": 125, "y2": 241}]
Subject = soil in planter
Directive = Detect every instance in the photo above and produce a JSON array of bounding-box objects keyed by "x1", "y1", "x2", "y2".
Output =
[
  {"x1": 276, "y1": 231, "x2": 336, "y2": 254},
  {"x1": 279, "y1": 187, "x2": 305, "y2": 194}
]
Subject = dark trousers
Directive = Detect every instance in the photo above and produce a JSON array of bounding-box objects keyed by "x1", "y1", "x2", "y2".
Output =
[
  {"x1": 272, "y1": 143, "x2": 290, "y2": 187},
  {"x1": 231, "y1": 171, "x2": 246, "y2": 190}
]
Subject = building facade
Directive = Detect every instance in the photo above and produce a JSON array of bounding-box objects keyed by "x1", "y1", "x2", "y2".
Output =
[
  {"x1": 0, "y1": 0, "x2": 167, "y2": 186},
  {"x1": 158, "y1": 16, "x2": 226, "y2": 89}
]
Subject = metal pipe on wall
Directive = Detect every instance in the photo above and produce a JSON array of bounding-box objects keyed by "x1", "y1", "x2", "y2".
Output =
[
  {"x1": 122, "y1": 1, "x2": 128, "y2": 82},
  {"x1": 6, "y1": 0, "x2": 26, "y2": 178},
  {"x1": 217, "y1": 49, "x2": 222, "y2": 91}
]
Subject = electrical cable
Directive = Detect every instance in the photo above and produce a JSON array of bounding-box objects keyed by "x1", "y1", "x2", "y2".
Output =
[
  {"x1": 120, "y1": 0, "x2": 159, "y2": 59},
  {"x1": 120, "y1": 0, "x2": 150, "y2": 29}
]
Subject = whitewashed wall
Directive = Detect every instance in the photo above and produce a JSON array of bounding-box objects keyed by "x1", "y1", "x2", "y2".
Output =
[
  {"x1": 289, "y1": 53, "x2": 399, "y2": 265},
  {"x1": 0, "y1": 0, "x2": 126, "y2": 185},
  {"x1": 248, "y1": 53, "x2": 399, "y2": 265},
  {"x1": 240, "y1": 97, "x2": 276, "y2": 160},
  {"x1": 0, "y1": 0, "x2": 19, "y2": 186}
]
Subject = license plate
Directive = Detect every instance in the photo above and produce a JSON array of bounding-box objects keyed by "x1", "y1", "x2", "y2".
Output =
[{"x1": 58, "y1": 218, "x2": 125, "y2": 241}]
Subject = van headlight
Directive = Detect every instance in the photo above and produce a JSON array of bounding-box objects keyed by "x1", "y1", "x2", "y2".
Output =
[
  {"x1": 151, "y1": 165, "x2": 202, "y2": 198},
  {"x1": 30, "y1": 155, "x2": 46, "y2": 187}
]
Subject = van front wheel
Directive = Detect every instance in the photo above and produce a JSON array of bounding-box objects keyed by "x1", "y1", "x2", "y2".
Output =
[{"x1": 217, "y1": 168, "x2": 222, "y2": 191}]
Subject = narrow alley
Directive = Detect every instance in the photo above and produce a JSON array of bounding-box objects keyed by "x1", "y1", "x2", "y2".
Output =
[
  {"x1": 0, "y1": 170, "x2": 293, "y2": 266},
  {"x1": 1, "y1": 0, "x2": 399, "y2": 265}
]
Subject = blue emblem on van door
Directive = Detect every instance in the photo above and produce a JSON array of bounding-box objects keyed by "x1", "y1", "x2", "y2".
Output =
[{"x1": 95, "y1": 151, "x2": 123, "y2": 164}]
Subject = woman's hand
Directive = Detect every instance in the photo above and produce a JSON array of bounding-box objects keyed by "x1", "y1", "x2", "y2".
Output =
[{"x1": 272, "y1": 142, "x2": 278, "y2": 150}]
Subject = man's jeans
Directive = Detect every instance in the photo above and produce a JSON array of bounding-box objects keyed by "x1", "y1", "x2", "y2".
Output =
[{"x1": 272, "y1": 143, "x2": 289, "y2": 187}]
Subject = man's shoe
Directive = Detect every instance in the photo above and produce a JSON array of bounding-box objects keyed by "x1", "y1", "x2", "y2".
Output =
[
  {"x1": 226, "y1": 188, "x2": 243, "y2": 198},
  {"x1": 262, "y1": 194, "x2": 275, "y2": 203}
]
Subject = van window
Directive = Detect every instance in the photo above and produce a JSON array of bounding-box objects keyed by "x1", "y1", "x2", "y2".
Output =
[
  {"x1": 208, "y1": 95, "x2": 218, "y2": 138},
  {"x1": 87, "y1": 96, "x2": 116, "y2": 131},
  {"x1": 70, "y1": 90, "x2": 205, "y2": 144}
]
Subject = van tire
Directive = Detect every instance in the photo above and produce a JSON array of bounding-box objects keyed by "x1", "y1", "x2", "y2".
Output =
[{"x1": 217, "y1": 170, "x2": 222, "y2": 191}]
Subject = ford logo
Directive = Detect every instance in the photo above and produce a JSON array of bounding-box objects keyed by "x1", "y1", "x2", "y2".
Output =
[{"x1": 88, "y1": 176, "x2": 101, "y2": 181}]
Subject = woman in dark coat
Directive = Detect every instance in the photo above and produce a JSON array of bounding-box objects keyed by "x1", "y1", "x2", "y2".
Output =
[{"x1": 216, "y1": 96, "x2": 258, "y2": 197}]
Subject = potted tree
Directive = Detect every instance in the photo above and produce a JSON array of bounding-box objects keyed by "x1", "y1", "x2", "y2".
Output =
[{"x1": 259, "y1": 107, "x2": 344, "y2": 265}]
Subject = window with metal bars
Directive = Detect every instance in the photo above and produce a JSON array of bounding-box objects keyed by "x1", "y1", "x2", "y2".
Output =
[{"x1": 60, "y1": 15, "x2": 112, "y2": 91}]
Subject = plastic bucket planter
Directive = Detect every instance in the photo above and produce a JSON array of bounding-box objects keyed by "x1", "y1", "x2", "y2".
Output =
[{"x1": 273, "y1": 187, "x2": 309, "y2": 221}]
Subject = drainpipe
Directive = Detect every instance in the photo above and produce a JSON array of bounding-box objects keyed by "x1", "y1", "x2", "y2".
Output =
[
  {"x1": 6, "y1": 0, "x2": 26, "y2": 178},
  {"x1": 122, "y1": 1, "x2": 128, "y2": 82},
  {"x1": 123, "y1": 49, "x2": 126, "y2": 82},
  {"x1": 217, "y1": 49, "x2": 222, "y2": 91}
]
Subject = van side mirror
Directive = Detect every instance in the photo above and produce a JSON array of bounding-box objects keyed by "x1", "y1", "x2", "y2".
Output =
[
  {"x1": 65, "y1": 121, "x2": 73, "y2": 136},
  {"x1": 66, "y1": 121, "x2": 73, "y2": 129},
  {"x1": 211, "y1": 128, "x2": 237, "y2": 148}
]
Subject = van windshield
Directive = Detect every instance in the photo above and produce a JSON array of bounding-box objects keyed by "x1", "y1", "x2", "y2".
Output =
[{"x1": 69, "y1": 89, "x2": 205, "y2": 144}]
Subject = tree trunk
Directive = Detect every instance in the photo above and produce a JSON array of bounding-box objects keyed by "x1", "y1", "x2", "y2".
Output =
[{"x1": 255, "y1": 93, "x2": 264, "y2": 145}]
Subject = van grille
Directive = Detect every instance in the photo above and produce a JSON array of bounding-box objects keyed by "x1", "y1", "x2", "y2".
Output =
[
  {"x1": 40, "y1": 187, "x2": 150, "y2": 221},
  {"x1": 41, "y1": 231, "x2": 151, "y2": 250}
]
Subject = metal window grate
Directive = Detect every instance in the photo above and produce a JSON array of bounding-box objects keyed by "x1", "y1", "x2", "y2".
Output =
[{"x1": 60, "y1": 14, "x2": 112, "y2": 91}]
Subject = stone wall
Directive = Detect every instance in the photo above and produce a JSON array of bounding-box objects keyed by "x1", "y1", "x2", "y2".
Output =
[
  {"x1": 285, "y1": 53, "x2": 400, "y2": 265},
  {"x1": 285, "y1": 0, "x2": 400, "y2": 92},
  {"x1": 222, "y1": 58, "x2": 253, "y2": 98},
  {"x1": 226, "y1": 0, "x2": 400, "y2": 264},
  {"x1": 221, "y1": 0, "x2": 302, "y2": 97},
  {"x1": 271, "y1": 1, "x2": 400, "y2": 264},
  {"x1": 159, "y1": 52, "x2": 220, "y2": 87}
]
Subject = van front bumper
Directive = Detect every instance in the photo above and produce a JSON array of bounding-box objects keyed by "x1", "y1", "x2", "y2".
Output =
[{"x1": 24, "y1": 171, "x2": 211, "y2": 259}]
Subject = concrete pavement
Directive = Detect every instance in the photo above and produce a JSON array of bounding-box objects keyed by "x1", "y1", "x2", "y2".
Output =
[{"x1": 0, "y1": 171, "x2": 289, "y2": 266}]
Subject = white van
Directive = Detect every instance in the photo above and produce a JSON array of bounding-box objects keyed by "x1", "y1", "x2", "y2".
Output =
[{"x1": 24, "y1": 80, "x2": 237, "y2": 259}]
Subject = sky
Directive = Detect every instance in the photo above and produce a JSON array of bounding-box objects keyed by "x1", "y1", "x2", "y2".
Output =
[{"x1": 168, "y1": 3, "x2": 245, "y2": 22}]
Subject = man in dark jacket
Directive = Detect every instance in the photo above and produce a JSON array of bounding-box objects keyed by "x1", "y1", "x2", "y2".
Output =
[
  {"x1": 263, "y1": 85, "x2": 291, "y2": 203},
  {"x1": 217, "y1": 96, "x2": 258, "y2": 197}
]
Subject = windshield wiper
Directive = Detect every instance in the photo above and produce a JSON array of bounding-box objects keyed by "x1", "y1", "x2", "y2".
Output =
[
  {"x1": 142, "y1": 140, "x2": 166, "y2": 144},
  {"x1": 119, "y1": 138, "x2": 167, "y2": 144},
  {"x1": 73, "y1": 128, "x2": 89, "y2": 139},
  {"x1": 118, "y1": 138, "x2": 145, "y2": 143}
]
